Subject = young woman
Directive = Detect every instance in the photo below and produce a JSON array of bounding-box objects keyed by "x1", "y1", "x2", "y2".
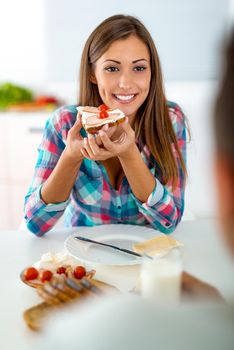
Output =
[{"x1": 24, "y1": 15, "x2": 187, "y2": 236}]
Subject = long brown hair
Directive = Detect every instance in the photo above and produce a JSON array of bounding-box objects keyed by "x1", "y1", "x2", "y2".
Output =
[{"x1": 78, "y1": 14, "x2": 186, "y2": 186}]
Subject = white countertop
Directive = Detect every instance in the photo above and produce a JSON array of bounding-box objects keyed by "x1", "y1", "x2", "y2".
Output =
[{"x1": 0, "y1": 219, "x2": 233, "y2": 350}]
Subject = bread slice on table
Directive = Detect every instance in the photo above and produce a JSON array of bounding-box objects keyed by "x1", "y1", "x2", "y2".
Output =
[
  {"x1": 77, "y1": 106, "x2": 125, "y2": 133},
  {"x1": 133, "y1": 235, "x2": 183, "y2": 257}
]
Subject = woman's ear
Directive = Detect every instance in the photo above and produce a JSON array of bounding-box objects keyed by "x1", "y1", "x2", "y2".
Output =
[{"x1": 90, "y1": 73, "x2": 97, "y2": 84}]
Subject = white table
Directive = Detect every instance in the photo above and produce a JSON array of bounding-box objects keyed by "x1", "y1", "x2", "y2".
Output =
[{"x1": 0, "y1": 219, "x2": 233, "y2": 350}]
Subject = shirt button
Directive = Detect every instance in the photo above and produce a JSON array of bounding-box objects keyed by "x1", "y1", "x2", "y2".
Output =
[
  {"x1": 117, "y1": 206, "x2": 121, "y2": 210},
  {"x1": 165, "y1": 222, "x2": 170, "y2": 227}
]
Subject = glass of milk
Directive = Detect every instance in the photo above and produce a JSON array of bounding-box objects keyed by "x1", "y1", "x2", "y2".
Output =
[{"x1": 140, "y1": 247, "x2": 183, "y2": 303}]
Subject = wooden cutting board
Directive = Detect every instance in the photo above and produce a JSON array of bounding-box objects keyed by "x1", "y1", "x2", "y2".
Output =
[{"x1": 23, "y1": 279, "x2": 117, "y2": 331}]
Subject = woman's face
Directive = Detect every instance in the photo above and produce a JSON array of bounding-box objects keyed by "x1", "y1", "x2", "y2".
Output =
[{"x1": 92, "y1": 35, "x2": 151, "y2": 122}]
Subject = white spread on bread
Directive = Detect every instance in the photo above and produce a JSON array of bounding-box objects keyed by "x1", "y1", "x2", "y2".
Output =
[{"x1": 77, "y1": 106, "x2": 125, "y2": 129}]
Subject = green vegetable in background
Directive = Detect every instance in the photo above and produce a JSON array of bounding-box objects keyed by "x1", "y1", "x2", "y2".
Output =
[{"x1": 0, "y1": 82, "x2": 33, "y2": 109}]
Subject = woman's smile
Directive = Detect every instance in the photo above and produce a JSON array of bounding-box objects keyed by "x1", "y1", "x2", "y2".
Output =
[{"x1": 112, "y1": 93, "x2": 138, "y2": 104}]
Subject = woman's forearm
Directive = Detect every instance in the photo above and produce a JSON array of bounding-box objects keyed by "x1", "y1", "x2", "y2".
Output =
[
  {"x1": 119, "y1": 144, "x2": 156, "y2": 203},
  {"x1": 41, "y1": 149, "x2": 83, "y2": 204}
]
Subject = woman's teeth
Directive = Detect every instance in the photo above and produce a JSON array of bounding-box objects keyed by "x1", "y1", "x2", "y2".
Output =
[{"x1": 114, "y1": 94, "x2": 135, "y2": 101}]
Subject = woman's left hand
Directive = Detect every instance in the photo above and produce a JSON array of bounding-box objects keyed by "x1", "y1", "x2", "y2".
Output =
[{"x1": 80, "y1": 118, "x2": 136, "y2": 161}]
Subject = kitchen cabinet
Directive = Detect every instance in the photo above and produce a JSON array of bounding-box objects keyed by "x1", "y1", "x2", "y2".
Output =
[{"x1": 0, "y1": 112, "x2": 49, "y2": 229}]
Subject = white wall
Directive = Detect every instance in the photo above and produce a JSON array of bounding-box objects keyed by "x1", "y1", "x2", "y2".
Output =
[
  {"x1": 44, "y1": 0, "x2": 228, "y2": 82},
  {"x1": 0, "y1": 0, "x2": 229, "y2": 85},
  {"x1": 165, "y1": 81, "x2": 218, "y2": 219},
  {"x1": 0, "y1": 0, "x2": 46, "y2": 86}
]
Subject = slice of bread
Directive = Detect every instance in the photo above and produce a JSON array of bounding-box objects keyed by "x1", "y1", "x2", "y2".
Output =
[
  {"x1": 77, "y1": 106, "x2": 125, "y2": 133},
  {"x1": 132, "y1": 235, "x2": 183, "y2": 257}
]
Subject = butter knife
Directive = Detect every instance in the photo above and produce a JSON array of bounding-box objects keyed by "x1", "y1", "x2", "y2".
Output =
[{"x1": 74, "y1": 236, "x2": 149, "y2": 258}]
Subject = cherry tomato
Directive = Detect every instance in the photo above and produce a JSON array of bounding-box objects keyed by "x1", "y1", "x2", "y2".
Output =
[
  {"x1": 24, "y1": 267, "x2": 39, "y2": 281},
  {"x1": 98, "y1": 104, "x2": 109, "y2": 111},
  {"x1": 56, "y1": 266, "x2": 67, "y2": 276},
  {"x1": 39, "y1": 270, "x2": 53, "y2": 282},
  {"x1": 99, "y1": 110, "x2": 108, "y2": 119},
  {"x1": 73, "y1": 266, "x2": 86, "y2": 279}
]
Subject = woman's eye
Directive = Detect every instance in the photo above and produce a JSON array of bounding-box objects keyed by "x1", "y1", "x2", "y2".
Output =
[
  {"x1": 133, "y1": 66, "x2": 146, "y2": 72},
  {"x1": 104, "y1": 67, "x2": 119, "y2": 72}
]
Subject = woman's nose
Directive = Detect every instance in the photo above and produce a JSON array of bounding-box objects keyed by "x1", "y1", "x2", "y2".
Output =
[{"x1": 118, "y1": 73, "x2": 133, "y2": 90}]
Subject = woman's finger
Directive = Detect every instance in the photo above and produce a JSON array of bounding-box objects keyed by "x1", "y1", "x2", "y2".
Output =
[
  {"x1": 69, "y1": 114, "x2": 83, "y2": 138},
  {"x1": 83, "y1": 137, "x2": 94, "y2": 158},
  {"x1": 106, "y1": 125, "x2": 117, "y2": 138},
  {"x1": 87, "y1": 133, "x2": 100, "y2": 156},
  {"x1": 97, "y1": 147, "x2": 113, "y2": 159},
  {"x1": 80, "y1": 147, "x2": 91, "y2": 159},
  {"x1": 99, "y1": 130, "x2": 115, "y2": 152},
  {"x1": 81, "y1": 143, "x2": 111, "y2": 160},
  {"x1": 102, "y1": 124, "x2": 109, "y2": 131},
  {"x1": 113, "y1": 132, "x2": 126, "y2": 144},
  {"x1": 119, "y1": 117, "x2": 134, "y2": 135},
  {"x1": 95, "y1": 125, "x2": 117, "y2": 145}
]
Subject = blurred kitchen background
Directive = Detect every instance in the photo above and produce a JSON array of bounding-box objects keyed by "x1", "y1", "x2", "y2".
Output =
[{"x1": 0, "y1": 0, "x2": 233, "y2": 230}]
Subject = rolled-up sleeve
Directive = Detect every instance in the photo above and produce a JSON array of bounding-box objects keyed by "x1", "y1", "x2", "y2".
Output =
[
  {"x1": 130, "y1": 104, "x2": 187, "y2": 233},
  {"x1": 24, "y1": 107, "x2": 74, "y2": 236}
]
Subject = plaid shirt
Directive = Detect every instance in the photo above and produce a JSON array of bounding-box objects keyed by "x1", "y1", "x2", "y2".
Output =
[{"x1": 24, "y1": 102, "x2": 187, "y2": 236}]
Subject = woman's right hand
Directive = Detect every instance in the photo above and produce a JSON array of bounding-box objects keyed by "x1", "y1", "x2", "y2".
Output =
[{"x1": 64, "y1": 114, "x2": 84, "y2": 163}]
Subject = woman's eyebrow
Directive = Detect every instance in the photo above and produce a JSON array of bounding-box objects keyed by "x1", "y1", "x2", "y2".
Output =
[
  {"x1": 132, "y1": 59, "x2": 148, "y2": 63},
  {"x1": 102, "y1": 58, "x2": 149, "y2": 64},
  {"x1": 102, "y1": 59, "x2": 121, "y2": 64}
]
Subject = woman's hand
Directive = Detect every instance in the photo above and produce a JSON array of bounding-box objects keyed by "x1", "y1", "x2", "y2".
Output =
[
  {"x1": 80, "y1": 118, "x2": 136, "y2": 161},
  {"x1": 64, "y1": 114, "x2": 84, "y2": 163},
  {"x1": 64, "y1": 113, "x2": 117, "y2": 163},
  {"x1": 95, "y1": 123, "x2": 117, "y2": 146},
  {"x1": 181, "y1": 271, "x2": 224, "y2": 302}
]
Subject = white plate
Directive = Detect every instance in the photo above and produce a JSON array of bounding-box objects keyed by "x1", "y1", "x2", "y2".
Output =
[{"x1": 64, "y1": 224, "x2": 161, "y2": 267}]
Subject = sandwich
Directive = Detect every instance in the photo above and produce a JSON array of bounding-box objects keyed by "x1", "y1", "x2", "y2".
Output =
[{"x1": 77, "y1": 104, "x2": 125, "y2": 133}]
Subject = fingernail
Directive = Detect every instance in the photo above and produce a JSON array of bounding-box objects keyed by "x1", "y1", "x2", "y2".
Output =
[{"x1": 99, "y1": 130, "x2": 105, "y2": 136}]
